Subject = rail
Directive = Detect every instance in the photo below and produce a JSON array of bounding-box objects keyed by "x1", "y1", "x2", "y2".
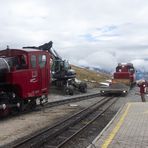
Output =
[{"x1": 10, "y1": 96, "x2": 117, "y2": 148}]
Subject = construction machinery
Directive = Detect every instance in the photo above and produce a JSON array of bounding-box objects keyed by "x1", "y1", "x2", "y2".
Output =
[{"x1": 23, "y1": 41, "x2": 87, "y2": 95}]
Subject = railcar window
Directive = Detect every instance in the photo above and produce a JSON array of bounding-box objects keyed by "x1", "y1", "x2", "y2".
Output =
[
  {"x1": 21, "y1": 55, "x2": 26, "y2": 65},
  {"x1": 39, "y1": 55, "x2": 46, "y2": 68},
  {"x1": 31, "y1": 55, "x2": 36, "y2": 68},
  {"x1": 5, "y1": 57, "x2": 19, "y2": 68}
]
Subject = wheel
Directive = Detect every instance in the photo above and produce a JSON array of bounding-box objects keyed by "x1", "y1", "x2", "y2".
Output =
[
  {"x1": 29, "y1": 99, "x2": 37, "y2": 110},
  {"x1": 79, "y1": 83, "x2": 87, "y2": 93},
  {"x1": 65, "y1": 85, "x2": 74, "y2": 95},
  {"x1": 0, "y1": 92, "x2": 11, "y2": 117},
  {"x1": 100, "y1": 91, "x2": 105, "y2": 96},
  {"x1": 19, "y1": 100, "x2": 28, "y2": 112},
  {"x1": 0, "y1": 100, "x2": 10, "y2": 117},
  {"x1": 7, "y1": 92, "x2": 22, "y2": 113},
  {"x1": 0, "y1": 106, "x2": 10, "y2": 117}
]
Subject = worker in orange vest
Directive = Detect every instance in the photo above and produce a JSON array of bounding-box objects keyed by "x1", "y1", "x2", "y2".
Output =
[{"x1": 137, "y1": 80, "x2": 147, "y2": 102}]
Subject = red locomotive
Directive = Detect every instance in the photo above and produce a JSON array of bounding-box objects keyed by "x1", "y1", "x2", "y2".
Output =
[
  {"x1": 113, "y1": 63, "x2": 136, "y2": 86},
  {"x1": 0, "y1": 48, "x2": 51, "y2": 116},
  {"x1": 100, "y1": 63, "x2": 136, "y2": 96}
]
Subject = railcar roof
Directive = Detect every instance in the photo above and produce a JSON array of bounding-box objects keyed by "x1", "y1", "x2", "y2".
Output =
[
  {"x1": 0, "y1": 48, "x2": 49, "y2": 57},
  {"x1": 0, "y1": 48, "x2": 46, "y2": 53},
  {"x1": 11, "y1": 48, "x2": 41, "y2": 52}
]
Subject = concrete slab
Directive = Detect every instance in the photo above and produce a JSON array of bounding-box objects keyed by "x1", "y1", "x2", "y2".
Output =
[{"x1": 88, "y1": 102, "x2": 148, "y2": 148}]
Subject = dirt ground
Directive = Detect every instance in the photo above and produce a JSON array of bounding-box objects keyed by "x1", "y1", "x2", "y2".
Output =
[{"x1": 0, "y1": 89, "x2": 100, "y2": 147}]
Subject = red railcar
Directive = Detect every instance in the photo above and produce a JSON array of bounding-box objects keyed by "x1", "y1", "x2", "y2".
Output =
[
  {"x1": 113, "y1": 63, "x2": 136, "y2": 86},
  {"x1": 0, "y1": 48, "x2": 50, "y2": 115},
  {"x1": 100, "y1": 63, "x2": 136, "y2": 96}
]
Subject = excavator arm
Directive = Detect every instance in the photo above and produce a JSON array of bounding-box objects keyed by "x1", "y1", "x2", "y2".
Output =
[{"x1": 23, "y1": 41, "x2": 61, "y2": 60}]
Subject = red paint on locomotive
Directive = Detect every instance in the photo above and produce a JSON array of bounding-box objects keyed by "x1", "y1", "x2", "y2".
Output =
[
  {"x1": 113, "y1": 63, "x2": 136, "y2": 85},
  {"x1": 0, "y1": 48, "x2": 51, "y2": 115}
]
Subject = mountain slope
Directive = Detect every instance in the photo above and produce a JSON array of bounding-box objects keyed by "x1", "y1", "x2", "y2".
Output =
[{"x1": 71, "y1": 65, "x2": 111, "y2": 88}]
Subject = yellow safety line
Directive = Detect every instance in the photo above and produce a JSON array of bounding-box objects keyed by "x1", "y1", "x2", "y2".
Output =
[{"x1": 101, "y1": 103, "x2": 131, "y2": 148}]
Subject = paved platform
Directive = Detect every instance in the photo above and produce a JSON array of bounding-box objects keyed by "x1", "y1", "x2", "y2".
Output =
[{"x1": 88, "y1": 102, "x2": 148, "y2": 148}]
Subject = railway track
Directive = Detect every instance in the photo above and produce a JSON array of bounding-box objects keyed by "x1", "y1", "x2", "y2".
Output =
[
  {"x1": 10, "y1": 96, "x2": 118, "y2": 148},
  {"x1": 1, "y1": 92, "x2": 100, "y2": 120},
  {"x1": 44, "y1": 92, "x2": 100, "y2": 108}
]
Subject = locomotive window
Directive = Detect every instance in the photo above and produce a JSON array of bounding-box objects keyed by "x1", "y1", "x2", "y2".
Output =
[
  {"x1": 39, "y1": 55, "x2": 46, "y2": 68},
  {"x1": 31, "y1": 55, "x2": 36, "y2": 68},
  {"x1": 21, "y1": 55, "x2": 26, "y2": 65}
]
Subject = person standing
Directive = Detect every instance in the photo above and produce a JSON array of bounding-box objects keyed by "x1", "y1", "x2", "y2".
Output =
[{"x1": 137, "y1": 80, "x2": 147, "y2": 102}]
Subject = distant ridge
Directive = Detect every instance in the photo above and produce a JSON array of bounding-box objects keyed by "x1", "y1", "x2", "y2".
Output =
[{"x1": 82, "y1": 66, "x2": 111, "y2": 75}]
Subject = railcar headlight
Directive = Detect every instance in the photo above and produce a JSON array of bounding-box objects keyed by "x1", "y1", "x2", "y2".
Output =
[{"x1": 123, "y1": 90, "x2": 126, "y2": 93}]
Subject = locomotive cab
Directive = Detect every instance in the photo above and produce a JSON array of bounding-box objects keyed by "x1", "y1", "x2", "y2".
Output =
[
  {"x1": 113, "y1": 63, "x2": 136, "y2": 86},
  {"x1": 0, "y1": 48, "x2": 51, "y2": 115}
]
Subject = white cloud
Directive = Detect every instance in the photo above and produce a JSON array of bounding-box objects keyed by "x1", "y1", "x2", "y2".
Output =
[
  {"x1": 131, "y1": 59, "x2": 148, "y2": 72},
  {"x1": 1, "y1": 0, "x2": 148, "y2": 71}
]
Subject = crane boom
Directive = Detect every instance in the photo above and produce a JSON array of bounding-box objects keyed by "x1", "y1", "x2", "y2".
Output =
[{"x1": 23, "y1": 41, "x2": 61, "y2": 60}]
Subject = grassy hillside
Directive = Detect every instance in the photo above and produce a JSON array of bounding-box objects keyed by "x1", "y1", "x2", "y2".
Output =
[{"x1": 71, "y1": 65, "x2": 111, "y2": 88}]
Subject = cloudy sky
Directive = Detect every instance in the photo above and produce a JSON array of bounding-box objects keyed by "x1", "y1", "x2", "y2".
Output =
[{"x1": 1, "y1": 0, "x2": 148, "y2": 72}]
